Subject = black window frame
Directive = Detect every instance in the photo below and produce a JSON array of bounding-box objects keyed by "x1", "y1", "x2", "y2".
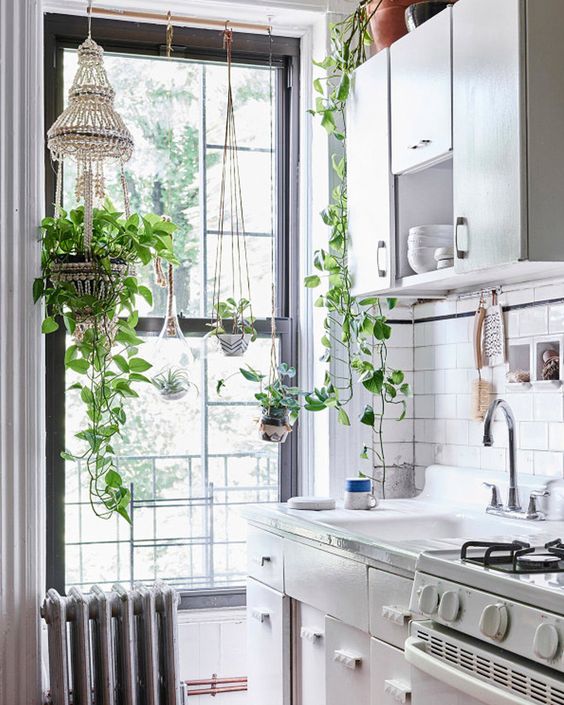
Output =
[{"x1": 44, "y1": 13, "x2": 300, "y2": 609}]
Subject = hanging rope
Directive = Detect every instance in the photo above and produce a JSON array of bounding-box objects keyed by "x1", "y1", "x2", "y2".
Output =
[
  {"x1": 267, "y1": 26, "x2": 278, "y2": 385},
  {"x1": 211, "y1": 27, "x2": 255, "y2": 335},
  {"x1": 87, "y1": 0, "x2": 93, "y2": 39}
]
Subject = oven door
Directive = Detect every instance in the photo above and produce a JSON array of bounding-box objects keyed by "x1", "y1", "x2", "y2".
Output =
[{"x1": 405, "y1": 623, "x2": 550, "y2": 705}]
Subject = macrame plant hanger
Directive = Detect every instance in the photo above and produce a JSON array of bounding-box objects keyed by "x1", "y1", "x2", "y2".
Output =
[
  {"x1": 48, "y1": 0, "x2": 134, "y2": 246},
  {"x1": 267, "y1": 28, "x2": 279, "y2": 392},
  {"x1": 211, "y1": 27, "x2": 255, "y2": 357},
  {"x1": 46, "y1": 0, "x2": 134, "y2": 343},
  {"x1": 151, "y1": 13, "x2": 195, "y2": 402}
]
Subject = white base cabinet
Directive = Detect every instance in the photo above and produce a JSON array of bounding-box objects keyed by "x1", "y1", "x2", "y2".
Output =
[
  {"x1": 247, "y1": 578, "x2": 291, "y2": 705},
  {"x1": 371, "y1": 638, "x2": 412, "y2": 705},
  {"x1": 325, "y1": 617, "x2": 371, "y2": 705},
  {"x1": 294, "y1": 603, "x2": 326, "y2": 705}
]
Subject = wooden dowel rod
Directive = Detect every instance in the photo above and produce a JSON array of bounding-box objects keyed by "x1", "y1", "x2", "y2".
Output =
[{"x1": 89, "y1": 6, "x2": 272, "y2": 33}]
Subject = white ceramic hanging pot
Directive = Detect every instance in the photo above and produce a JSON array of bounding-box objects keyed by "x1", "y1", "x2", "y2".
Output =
[
  {"x1": 217, "y1": 332, "x2": 251, "y2": 357},
  {"x1": 259, "y1": 409, "x2": 292, "y2": 443}
]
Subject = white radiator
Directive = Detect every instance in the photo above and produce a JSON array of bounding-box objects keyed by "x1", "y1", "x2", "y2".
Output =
[{"x1": 41, "y1": 583, "x2": 182, "y2": 705}]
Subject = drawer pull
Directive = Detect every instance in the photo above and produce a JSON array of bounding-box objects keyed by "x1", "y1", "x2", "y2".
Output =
[
  {"x1": 455, "y1": 216, "x2": 468, "y2": 259},
  {"x1": 333, "y1": 649, "x2": 362, "y2": 670},
  {"x1": 382, "y1": 605, "x2": 411, "y2": 625},
  {"x1": 408, "y1": 139, "x2": 432, "y2": 150},
  {"x1": 300, "y1": 627, "x2": 323, "y2": 643},
  {"x1": 384, "y1": 679, "x2": 411, "y2": 703},
  {"x1": 251, "y1": 608, "x2": 270, "y2": 623},
  {"x1": 251, "y1": 555, "x2": 271, "y2": 567}
]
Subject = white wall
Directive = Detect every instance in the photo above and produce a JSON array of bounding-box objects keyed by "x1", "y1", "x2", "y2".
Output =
[{"x1": 412, "y1": 280, "x2": 564, "y2": 490}]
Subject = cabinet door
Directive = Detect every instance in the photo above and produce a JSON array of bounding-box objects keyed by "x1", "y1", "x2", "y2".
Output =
[
  {"x1": 347, "y1": 49, "x2": 394, "y2": 295},
  {"x1": 295, "y1": 603, "x2": 326, "y2": 705},
  {"x1": 247, "y1": 578, "x2": 290, "y2": 705},
  {"x1": 325, "y1": 616, "x2": 371, "y2": 705},
  {"x1": 370, "y1": 637, "x2": 411, "y2": 705},
  {"x1": 368, "y1": 569, "x2": 414, "y2": 650},
  {"x1": 391, "y1": 8, "x2": 452, "y2": 175},
  {"x1": 453, "y1": 0, "x2": 525, "y2": 273}
]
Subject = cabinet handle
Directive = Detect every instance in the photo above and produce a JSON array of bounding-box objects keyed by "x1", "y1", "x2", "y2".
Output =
[
  {"x1": 381, "y1": 605, "x2": 412, "y2": 625},
  {"x1": 333, "y1": 649, "x2": 362, "y2": 670},
  {"x1": 300, "y1": 627, "x2": 323, "y2": 643},
  {"x1": 251, "y1": 554, "x2": 271, "y2": 567},
  {"x1": 455, "y1": 216, "x2": 469, "y2": 259},
  {"x1": 377, "y1": 240, "x2": 387, "y2": 278},
  {"x1": 408, "y1": 139, "x2": 432, "y2": 150},
  {"x1": 384, "y1": 679, "x2": 412, "y2": 703},
  {"x1": 250, "y1": 608, "x2": 270, "y2": 623}
]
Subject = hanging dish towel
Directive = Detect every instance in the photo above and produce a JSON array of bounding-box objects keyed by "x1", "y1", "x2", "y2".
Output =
[{"x1": 482, "y1": 291, "x2": 506, "y2": 367}]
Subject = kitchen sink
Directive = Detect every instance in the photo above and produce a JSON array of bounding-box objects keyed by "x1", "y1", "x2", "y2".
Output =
[{"x1": 314, "y1": 504, "x2": 544, "y2": 544}]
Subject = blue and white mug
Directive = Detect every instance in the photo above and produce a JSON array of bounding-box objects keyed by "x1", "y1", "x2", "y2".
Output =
[{"x1": 344, "y1": 478, "x2": 377, "y2": 510}]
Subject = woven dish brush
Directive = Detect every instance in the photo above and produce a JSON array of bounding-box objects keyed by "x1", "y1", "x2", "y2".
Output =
[{"x1": 472, "y1": 299, "x2": 493, "y2": 420}]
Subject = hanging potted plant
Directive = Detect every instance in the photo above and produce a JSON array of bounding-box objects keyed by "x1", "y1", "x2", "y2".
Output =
[
  {"x1": 239, "y1": 363, "x2": 302, "y2": 444},
  {"x1": 151, "y1": 367, "x2": 195, "y2": 401},
  {"x1": 209, "y1": 297, "x2": 257, "y2": 357},
  {"x1": 35, "y1": 204, "x2": 178, "y2": 521}
]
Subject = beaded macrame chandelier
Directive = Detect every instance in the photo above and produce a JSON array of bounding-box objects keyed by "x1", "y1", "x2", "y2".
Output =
[{"x1": 47, "y1": 17, "x2": 134, "y2": 248}]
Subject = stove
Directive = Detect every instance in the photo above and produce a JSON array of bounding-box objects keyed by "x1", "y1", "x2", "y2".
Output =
[
  {"x1": 461, "y1": 538, "x2": 564, "y2": 574},
  {"x1": 410, "y1": 536, "x2": 564, "y2": 679}
]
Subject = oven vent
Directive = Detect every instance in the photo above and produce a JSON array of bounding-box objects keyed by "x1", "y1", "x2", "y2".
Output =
[{"x1": 414, "y1": 625, "x2": 564, "y2": 705}]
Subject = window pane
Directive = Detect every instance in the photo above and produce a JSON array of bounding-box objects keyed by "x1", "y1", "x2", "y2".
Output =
[
  {"x1": 62, "y1": 50, "x2": 277, "y2": 318},
  {"x1": 64, "y1": 333, "x2": 280, "y2": 592}
]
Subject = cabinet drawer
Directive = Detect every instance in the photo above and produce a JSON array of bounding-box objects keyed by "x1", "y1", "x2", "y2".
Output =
[
  {"x1": 370, "y1": 637, "x2": 411, "y2": 705},
  {"x1": 247, "y1": 525, "x2": 284, "y2": 592},
  {"x1": 391, "y1": 7, "x2": 452, "y2": 174},
  {"x1": 326, "y1": 616, "x2": 371, "y2": 705},
  {"x1": 295, "y1": 603, "x2": 326, "y2": 705},
  {"x1": 246, "y1": 578, "x2": 290, "y2": 705},
  {"x1": 285, "y1": 540, "x2": 369, "y2": 631},
  {"x1": 369, "y1": 569, "x2": 413, "y2": 649}
]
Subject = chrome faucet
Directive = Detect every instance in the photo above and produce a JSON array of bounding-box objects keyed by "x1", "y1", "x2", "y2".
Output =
[
  {"x1": 482, "y1": 398, "x2": 548, "y2": 520},
  {"x1": 483, "y1": 399, "x2": 521, "y2": 511}
]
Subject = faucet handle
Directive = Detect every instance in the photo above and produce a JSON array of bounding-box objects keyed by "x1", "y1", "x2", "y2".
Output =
[
  {"x1": 483, "y1": 482, "x2": 503, "y2": 510},
  {"x1": 527, "y1": 489, "x2": 550, "y2": 520}
]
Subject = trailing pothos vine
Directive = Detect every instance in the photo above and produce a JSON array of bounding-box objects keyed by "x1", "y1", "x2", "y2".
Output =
[
  {"x1": 35, "y1": 204, "x2": 178, "y2": 521},
  {"x1": 305, "y1": 0, "x2": 410, "y2": 494}
]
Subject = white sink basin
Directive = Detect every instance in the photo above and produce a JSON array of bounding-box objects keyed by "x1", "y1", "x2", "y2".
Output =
[{"x1": 315, "y1": 505, "x2": 544, "y2": 544}]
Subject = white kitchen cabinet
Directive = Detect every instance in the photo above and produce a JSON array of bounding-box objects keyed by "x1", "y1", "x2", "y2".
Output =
[
  {"x1": 294, "y1": 603, "x2": 326, "y2": 705},
  {"x1": 325, "y1": 616, "x2": 371, "y2": 705},
  {"x1": 246, "y1": 578, "x2": 290, "y2": 705},
  {"x1": 454, "y1": 0, "x2": 564, "y2": 274},
  {"x1": 347, "y1": 48, "x2": 394, "y2": 295},
  {"x1": 390, "y1": 8, "x2": 452, "y2": 175},
  {"x1": 246, "y1": 525, "x2": 284, "y2": 592},
  {"x1": 370, "y1": 638, "x2": 411, "y2": 705},
  {"x1": 369, "y1": 568, "x2": 414, "y2": 650}
]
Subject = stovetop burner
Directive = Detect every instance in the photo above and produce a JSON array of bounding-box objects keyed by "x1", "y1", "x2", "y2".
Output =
[{"x1": 461, "y1": 538, "x2": 564, "y2": 574}]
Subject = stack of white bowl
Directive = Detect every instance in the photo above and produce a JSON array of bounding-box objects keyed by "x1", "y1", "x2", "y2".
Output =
[{"x1": 407, "y1": 224, "x2": 453, "y2": 274}]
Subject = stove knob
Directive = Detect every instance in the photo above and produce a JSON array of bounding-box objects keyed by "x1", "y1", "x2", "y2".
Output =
[
  {"x1": 533, "y1": 623, "x2": 559, "y2": 661},
  {"x1": 418, "y1": 584, "x2": 439, "y2": 615},
  {"x1": 438, "y1": 590, "x2": 460, "y2": 623},
  {"x1": 479, "y1": 603, "x2": 508, "y2": 641}
]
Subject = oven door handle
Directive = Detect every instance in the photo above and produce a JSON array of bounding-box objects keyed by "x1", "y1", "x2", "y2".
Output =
[{"x1": 405, "y1": 637, "x2": 531, "y2": 705}]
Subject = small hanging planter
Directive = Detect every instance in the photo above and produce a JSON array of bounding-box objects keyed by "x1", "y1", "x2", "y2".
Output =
[
  {"x1": 152, "y1": 367, "x2": 194, "y2": 401},
  {"x1": 259, "y1": 407, "x2": 292, "y2": 444},
  {"x1": 217, "y1": 331, "x2": 251, "y2": 357},
  {"x1": 209, "y1": 298, "x2": 256, "y2": 357}
]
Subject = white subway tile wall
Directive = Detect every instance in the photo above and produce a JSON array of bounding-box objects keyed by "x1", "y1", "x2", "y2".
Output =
[{"x1": 412, "y1": 283, "x2": 564, "y2": 489}]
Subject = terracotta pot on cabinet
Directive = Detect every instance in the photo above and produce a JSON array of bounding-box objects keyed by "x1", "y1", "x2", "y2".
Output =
[
  {"x1": 368, "y1": 0, "x2": 422, "y2": 51},
  {"x1": 369, "y1": 0, "x2": 454, "y2": 52}
]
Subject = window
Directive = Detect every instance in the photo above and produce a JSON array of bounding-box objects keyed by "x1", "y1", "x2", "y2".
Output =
[{"x1": 44, "y1": 16, "x2": 300, "y2": 608}]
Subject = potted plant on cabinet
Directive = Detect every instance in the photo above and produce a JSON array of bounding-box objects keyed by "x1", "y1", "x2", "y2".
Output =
[
  {"x1": 209, "y1": 297, "x2": 257, "y2": 357},
  {"x1": 34, "y1": 203, "x2": 178, "y2": 521}
]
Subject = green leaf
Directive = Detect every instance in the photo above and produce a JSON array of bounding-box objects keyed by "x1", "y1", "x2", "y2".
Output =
[
  {"x1": 362, "y1": 369, "x2": 384, "y2": 395},
  {"x1": 390, "y1": 370, "x2": 404, "y2": 385},
  {"x1": 337, "y1": 408, "x2": 350, "y2": 426},
  {"x1": 240, "y1": 366, "x2": 264, "y2": 383},
  {"x1": 105, "y1": 469, "x2": 122, "y2": 488},
  {"x1": 41, "y1": 317, "x2": 59, "y2": 334},
  {"x1": 113, "y1": 354, "x2": 130, "y2": 373},
  {"x1": 67, "y1": 358, "x2": 89, "y2": 374},
  {"x1": 336, "y1": 73, "x2": 350, "y2": 101},
  {"x1": 360, "y1": 405, "x2": 375, "y2": 426},
  {"x1": 321, "y1": 110, "x2": 336, "y2": 133},
  {"x1": 358, "y1": 297, "x2": 380, "y2": 307},
  {"x1": 33, "y1": 278, "x2": 44, "y2": 303},
  {"x1": 387, "y1": 297, "x2": 398, "y2": 310},
  {"x1": 304, "y1": 275, "x2": 321, "y2": 288},
  {"x1": 128, "y1": 357, "x2": 152, "y2": 373},
  {"x1": 138, "y1": 285, "x2": 153, "y2": 306}
]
